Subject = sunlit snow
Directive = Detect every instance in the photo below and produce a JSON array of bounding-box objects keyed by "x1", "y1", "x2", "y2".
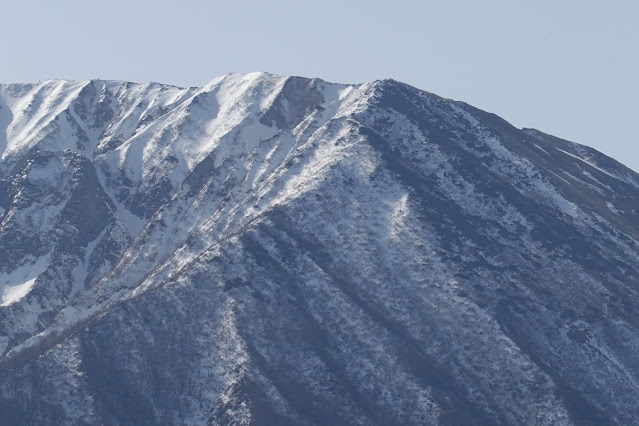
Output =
[{"x1": 0, "y1": 256, "x2": 49, "y2": 306}]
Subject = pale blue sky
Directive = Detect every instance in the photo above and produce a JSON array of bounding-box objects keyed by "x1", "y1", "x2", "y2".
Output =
[{"x1": 2, "y1": 0, "x2": 637, "y2": 171}]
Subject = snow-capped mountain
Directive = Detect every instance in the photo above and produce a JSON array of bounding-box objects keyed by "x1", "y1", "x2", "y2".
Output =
[{"x1": 0, "y1": 72, "x2": 638, "y2": 425}]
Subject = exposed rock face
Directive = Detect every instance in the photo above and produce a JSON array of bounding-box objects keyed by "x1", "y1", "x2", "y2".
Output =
[{"x1": 0, "y1": 73, "x2": 638, "y2": 425}]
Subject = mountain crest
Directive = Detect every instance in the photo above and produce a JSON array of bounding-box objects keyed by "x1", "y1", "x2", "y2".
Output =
[{"x1": 0, "y1": 73, "x2": 638, "y2": 425}]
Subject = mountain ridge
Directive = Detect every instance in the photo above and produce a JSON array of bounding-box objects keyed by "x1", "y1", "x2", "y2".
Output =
[{"x1": 0, "y1": 72, "x2": 638, "y2": 425}]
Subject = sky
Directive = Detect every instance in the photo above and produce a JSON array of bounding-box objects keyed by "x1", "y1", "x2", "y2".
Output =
[{"x1": 2, "y1": 0, "x2": 637, "y2": 171}]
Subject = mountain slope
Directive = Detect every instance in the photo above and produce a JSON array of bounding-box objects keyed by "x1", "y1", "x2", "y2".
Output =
[{"x1": 0, "y1": 73, "x2": 638, "y2": 425}]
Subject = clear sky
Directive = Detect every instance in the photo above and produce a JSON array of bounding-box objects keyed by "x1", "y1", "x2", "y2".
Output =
[{"x1": 2, "y1": 0, "x2": 637, "y2": 171}]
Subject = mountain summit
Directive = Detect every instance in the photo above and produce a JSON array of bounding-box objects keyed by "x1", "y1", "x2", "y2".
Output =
[{"x1": 0, "y1": 73, "x2": 638, "y2": 425}]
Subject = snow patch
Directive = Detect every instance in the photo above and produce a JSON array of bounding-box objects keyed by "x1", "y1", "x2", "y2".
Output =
[
  {"x1": 556, "y1": 147, "x2": 627, "y2": 184},
  {"x1": 114, "y1": 200, "x2": 146, "y2": 237},
  {"x1": 389, "y1": 193, "x2": 409, "y2": 241},
  {"x1": 449, "y1": 103, "x2": 480, "y2": 127},
  {"x1": 0, "y1": 255, "x2": 49, "y2": 306},
  {"x1": 533, "y1": 143, "x2": 549, "y2": 155},
  {"x1": 606, "y1": 202, "x2": 620, "y2": 215}
]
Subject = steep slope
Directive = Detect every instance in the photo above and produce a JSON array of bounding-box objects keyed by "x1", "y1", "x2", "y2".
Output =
[{"x1": 0, "y1": 73, "x2": 638, "y2": 425}]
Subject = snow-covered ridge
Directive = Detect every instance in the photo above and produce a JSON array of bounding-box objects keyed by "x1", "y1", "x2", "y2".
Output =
[
  {"x1": 0, "y1": 73, "x2": 361, "y2": 178},
  {"x1": 0, "y1": 72, "x2": 364, "y2": 327},
  {"x1": 0, "y1": 71, "x2": 633, "y2": 338}
]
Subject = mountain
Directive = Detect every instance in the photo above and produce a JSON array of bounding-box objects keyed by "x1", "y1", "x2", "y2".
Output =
[{"x1": 0, "y1": 72, "x2": 638, "y2": 425}]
